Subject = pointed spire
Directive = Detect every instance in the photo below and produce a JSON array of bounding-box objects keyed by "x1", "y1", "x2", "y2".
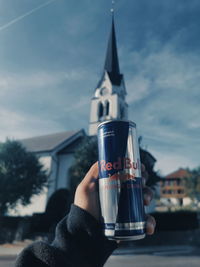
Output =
[{"x1": 104, "y1": 16, "x2": 122, "y2": 85}]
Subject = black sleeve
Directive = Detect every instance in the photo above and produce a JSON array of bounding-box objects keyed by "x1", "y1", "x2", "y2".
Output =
[{"x1": 15, "y1": 204, "x2": 118, "y2": 267}]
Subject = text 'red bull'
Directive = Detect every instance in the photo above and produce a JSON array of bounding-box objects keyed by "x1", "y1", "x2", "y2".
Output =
[{"x1": 100, "y1": 157, "x2": 138, "y2": 171}]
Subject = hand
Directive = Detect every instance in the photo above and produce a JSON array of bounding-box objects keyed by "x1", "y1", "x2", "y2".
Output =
[
  {"x1": 141, "y1": 164, "x2": 156, "y2": 235},
  {"x1": 74, "y1": 162, "x2": 100, "y2": 220},
  {"x1": 74, "y1": 162, "x2": 156, "y2": 235}
]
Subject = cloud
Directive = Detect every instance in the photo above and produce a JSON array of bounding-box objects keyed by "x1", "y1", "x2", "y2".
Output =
[
  {"x1": 150, "y1": 149, "x2": 197, "y2": 176},
  {"x1": 0, "y1": 108, "x2": 25, "y2": 130},
  {"x1": 0, "y1": 69, "x2": 92, "y2": 111},
  {"x1": 0, "y1": 107, "x2": 62, "y2": 141},
  {"x1": 126, "y1": 42, "x2": 200, "y2": 126},
  {"x1": 1, "y1": 0, "x2": 200, "y2": 175},
  {"x1": 0, "y1": 71, "x2": 63, "y2": 95},
  {"x1": 0, "y1": 69, "x2": 93, "y2": 141},
  {"x1": 63, "y1": 96, "x2": 90, "y2": 113},
  {"x1": 126, "y1": 75, "x2": 151, "y2": 103},
  {"x1": 0, "y1": 0, "x2": 56, "y2": 32},
  {"x1": 0, "y1": 69, "x2": 90, "y2": 93},
  {"x1": 122, "y1": 37, "x2": 200, "y2": 173}
]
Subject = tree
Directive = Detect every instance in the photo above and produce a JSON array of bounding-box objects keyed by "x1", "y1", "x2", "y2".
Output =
[
  {"x1": 69, "y1": 136, "x2": 161, "y2": 196},
  {"x1": 184, "y1": 167, "x2": 200, "y2": 205},
  {"x1": 0, "y1": 140, "x2": 48, "y2": 214},
  {"x1": 139, "y1": 148, "x2": 161, "y2": 188},
  {"x1": 69, "y1": 136, "x2": 98, "y2": 195}
]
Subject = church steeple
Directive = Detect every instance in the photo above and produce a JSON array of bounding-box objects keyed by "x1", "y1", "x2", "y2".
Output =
[
  {"x1": 88, "y1": 14, "x2": 128, "y2": 136},
  {"x1": 104, "y1": 18, "x2": 122, "y2": 85}
]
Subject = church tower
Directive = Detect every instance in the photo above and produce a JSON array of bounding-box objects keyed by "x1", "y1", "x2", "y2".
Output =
[{"x1": 89, "y1": 17, "x2": 128, "y2": 136}]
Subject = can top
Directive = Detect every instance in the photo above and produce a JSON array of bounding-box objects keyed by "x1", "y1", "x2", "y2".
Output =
[{"x1": 98, "y1": 120, "x2": 136, "y2": 130}]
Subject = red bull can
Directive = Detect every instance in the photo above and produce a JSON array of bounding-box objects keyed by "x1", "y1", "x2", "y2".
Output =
[{"x1": 97, "y1": 120, "x2": 146, "y2": 240}]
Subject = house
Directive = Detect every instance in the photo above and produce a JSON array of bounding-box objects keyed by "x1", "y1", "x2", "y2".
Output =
[{"x1": 160, "y1": 168, "x2": 192, "y2": 206}]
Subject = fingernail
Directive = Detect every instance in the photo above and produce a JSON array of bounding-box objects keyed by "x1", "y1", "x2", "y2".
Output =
[{"x1": 146, "y1": 221, "x2": 154, "y2": 235}]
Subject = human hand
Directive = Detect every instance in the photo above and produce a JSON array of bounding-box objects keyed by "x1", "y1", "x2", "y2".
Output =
[
  {"x1": 141, "y1": 164, "x2": 156, "y2": 235},
  {"x1": 74, "y1": 162, "x2": 156, "y2": 235},
  {"x1": 74, "y1": 162, "x2": 100, "y2": 221}
]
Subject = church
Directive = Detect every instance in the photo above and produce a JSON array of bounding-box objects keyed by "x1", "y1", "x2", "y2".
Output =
[
  {"x1": 18, "y1": 16, "x2": 156, "y2": 215},
  {"x1": 89, "y1": 17, "x2": 128, "y2": 135}
]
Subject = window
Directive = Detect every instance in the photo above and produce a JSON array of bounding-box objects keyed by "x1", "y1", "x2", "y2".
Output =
[
  {"x1": 178, "y1": 189, "x2": 184, "y2": 194},
  {"x1": 98, "y1": 102, "x2": 104, "y2": 120},
  {"x1": 105, "y1": 101, "x2": 109, "y2": 116},
  {"x1": 120, "y1": 105, "x2": 124, "y2": 119}
]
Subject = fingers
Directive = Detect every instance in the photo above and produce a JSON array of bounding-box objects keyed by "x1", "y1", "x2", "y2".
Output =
[
  {"x1": 82, "y1": 163, "x2": 154, "y2": 205},
  {"x1": 74, "y1": 162, "x2": 100, "y2": 220},
  {"x1": 146, "y1": 215, "x2": 156, "y2": 235},
  {"x1": 143, "y1": 187, "x2": 154, "y2": 206},
  {"x1": 82, "y1": 162, "x2": 99, "y2": 184},
  {"x1": 79, "y1": 162, "x2": 99, "y2": 193},
  {"x1": 141, "y1": 164, "x2": 149, "y2": 184},
  {"x1": 142, "y1": 165, "x2": 156, "y2": 235}
]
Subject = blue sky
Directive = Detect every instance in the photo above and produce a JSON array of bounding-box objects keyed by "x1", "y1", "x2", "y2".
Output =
[{"x1": 0, "y1": 0, "x2": 199, "y2": 175}]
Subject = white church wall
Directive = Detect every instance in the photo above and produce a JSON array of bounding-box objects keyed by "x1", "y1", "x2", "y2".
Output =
[
  {"x1": 109, "y1": 94, "x2": 118, "y2": 118},
  {"x1": 7, "y1": 153, "x2": 77, "y2": 216},
  {"x1": 90, "y1": 98, "x2": 99, "y2": 123},
  {"x1": 39, "y1": 156, "x2": 52, "y2": 172},
  {"x1": 89, "y1": 123, "x2": 99, "y2": 136},
  {"x1": 8, "y1": 188, "x2": 48, "y2": 216},
  {"x1": 89, "y1": 92, "x2": 122, "y2": 136},
  {"x1": 47, "y1": 154, "x2": 59, "y2": 201},
  {"x1": 57, "y1": 153, "x2": 75, "y2": 190}
]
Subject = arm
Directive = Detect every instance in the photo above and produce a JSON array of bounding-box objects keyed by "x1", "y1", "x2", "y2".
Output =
[
  {"x1": 15, "y1": 162, "x2": 155, "y2": 267},
  {"x1": 15, "y1": 204, "x2": 117, "y2": 267},
  {"x1": 15, "y1": 163, "x2": 117, "y2": 267}
]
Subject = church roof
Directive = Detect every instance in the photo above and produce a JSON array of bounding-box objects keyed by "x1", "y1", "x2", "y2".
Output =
[
  {"x1": 20, "y1": 130, "x2": 85, "y2": 153},
  {"x1": 104, "y1": 17, "x2": 123, "y2": 86}
]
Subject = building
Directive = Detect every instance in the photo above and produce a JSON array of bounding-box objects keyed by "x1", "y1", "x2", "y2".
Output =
[
  {"x1": 16, "y1": 15, "x2": 157, "y2": 215},
  {"x1": 17, "y1": 17, "x2": 127, "y2": 214},
  {"x1": 160, "y1": 168, "x2": 192, "y2": 205},
  {"x1": 20, "y1": 130, "x2": 85, "y2": 202},
  {"x1": 89, "y1": 17, "x2": 128, "y2": 136},
  {"x1": 14, "y1": 130, "x2": 85, "y2": 215},
  {"x1": 18, "y1": 16, "x2": 130, "y2": 214}
]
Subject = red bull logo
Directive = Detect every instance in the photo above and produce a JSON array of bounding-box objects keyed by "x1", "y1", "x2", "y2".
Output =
[
  {"x1": 109, "y1": 172, "x2": 137, "y2": 182},
  {"x1": 100, "y1": 157, "x2": 139, "y2": 171}
]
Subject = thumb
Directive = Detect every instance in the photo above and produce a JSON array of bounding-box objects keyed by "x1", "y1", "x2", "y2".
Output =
[{"x1": 82, "y1": 162, "x2": 99, "y2": 185}]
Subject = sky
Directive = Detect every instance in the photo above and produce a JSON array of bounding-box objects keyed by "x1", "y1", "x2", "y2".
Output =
[{"x1": 0, "y1": 0, "x2": 200, "y2": 176}]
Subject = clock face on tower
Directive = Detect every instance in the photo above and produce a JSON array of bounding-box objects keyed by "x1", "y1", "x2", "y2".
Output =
[{"x1": 100, "y1": 87, "x2": 109, "y2": 96}]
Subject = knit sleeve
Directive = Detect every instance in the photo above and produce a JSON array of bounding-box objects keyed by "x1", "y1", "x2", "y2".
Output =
[{"x1": 15, "y1": 204, "x2": 117, "y2": 267}]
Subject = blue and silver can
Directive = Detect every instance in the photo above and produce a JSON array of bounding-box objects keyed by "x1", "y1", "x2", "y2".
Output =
[{"x1": 97, "y1": 120, "x2": 146, "y2": 240}]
